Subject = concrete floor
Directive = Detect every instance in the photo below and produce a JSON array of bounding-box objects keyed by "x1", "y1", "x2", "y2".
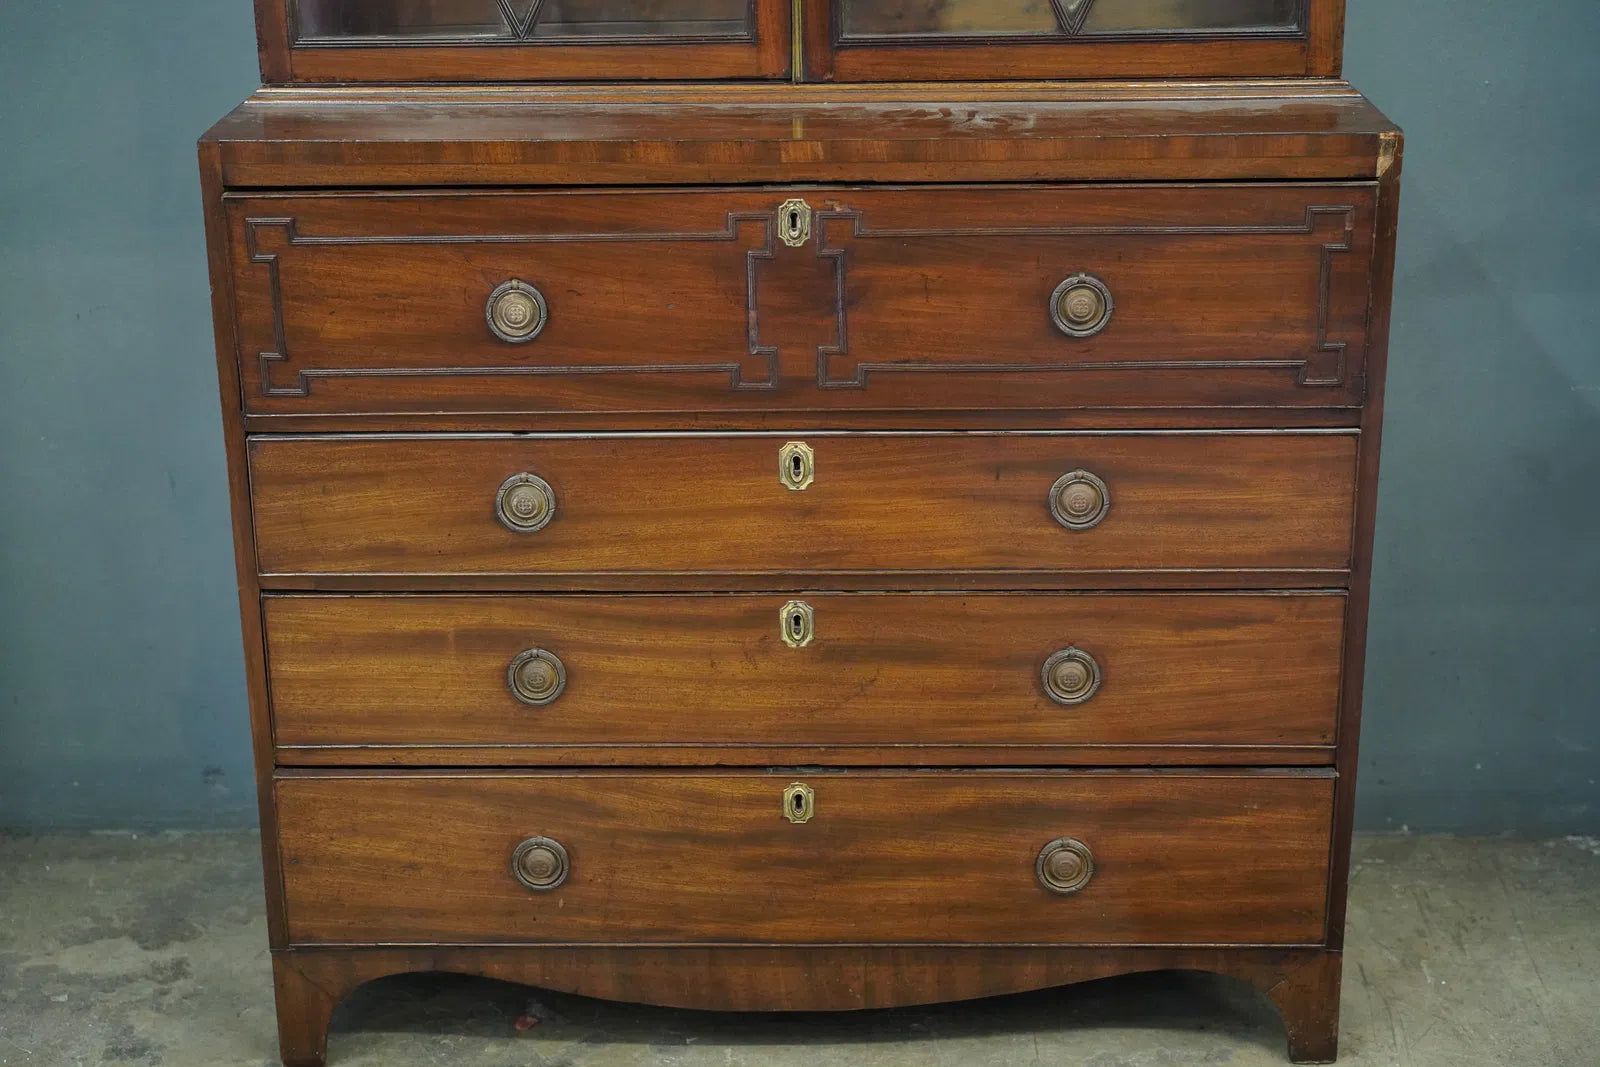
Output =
[{"x1": 0, "y1": 834, "x2": 1595, "y2": 1067}]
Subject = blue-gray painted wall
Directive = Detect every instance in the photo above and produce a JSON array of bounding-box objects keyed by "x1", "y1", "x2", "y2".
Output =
[{"x1": 1, "y1": 2, "x2": 1596, "y2": 832}]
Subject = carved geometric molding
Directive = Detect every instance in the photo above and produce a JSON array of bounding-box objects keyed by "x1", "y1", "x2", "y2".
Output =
[
  {"x1": 811, "y1": 204, "x2": 1360, "y2": 392},
  {"x1": 1051, "y1": 0, "x2": 1097, "y2": 36},
  {"x1": 242, "y1": 200, "x2": 1363, "y2": 405},
  {"x1": 243, "y1": 219, "x2": 302, "y2": 398},
  {"x1": 1300, "y1": 205, "x2": 1357, "y2": 387},
  {"x1": 500, "y1": 0, "x2": 542, "y2": 38},
  {"x1": 242, "y1": 211, "x2": 792, "y2": 400}
]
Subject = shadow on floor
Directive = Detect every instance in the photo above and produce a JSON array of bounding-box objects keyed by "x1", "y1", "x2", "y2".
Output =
[{"x1": 333, "y1": 967, "x2": 1290, "y2": 1060}]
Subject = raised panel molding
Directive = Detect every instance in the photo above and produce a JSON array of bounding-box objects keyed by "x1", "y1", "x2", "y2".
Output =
[
  {"x1": 239, "y1": 199, "x2": 1364, "y2": 406},
  {"x1": 242, "y1": 211, "x2": 787, "y2": 398},
  {"x1": 811, "y1": 204, "x2": 1360, "y2": 391}
]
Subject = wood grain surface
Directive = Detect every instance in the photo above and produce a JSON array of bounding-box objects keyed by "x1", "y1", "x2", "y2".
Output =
[
  {"x1": 204, "y1": 82, "x2": 1398, "y2": 189},
  {"x1": 227, "y1": 185, "x2": 1376, "y2": 417},
  {"x1": 247, "y1": 432, "x2": 1358, "y2": 585},
  {"x1": 264, "y1": 592, "x2": 1345, "y2": 758},
  {"x1": 271, "y1": 944, "x2": 1341, "y2": 1064},
  {"x1": 275, "y1": 769, "x2": 1335, "y2": 946}
]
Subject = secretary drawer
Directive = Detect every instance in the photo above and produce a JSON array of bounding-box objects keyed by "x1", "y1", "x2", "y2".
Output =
[
  {"x1": 247, "y1": 432, "x2": 1357, "y2": 586},
  {"x1": 276, "y1": 770, "x2": 1334, "y2": 946},
  {"x1": 265, "y1": 593, "x2": 1344, "y2": 762},
  {"x1": 227, "y1": 185, "x2": 1376, "y2": 417}
]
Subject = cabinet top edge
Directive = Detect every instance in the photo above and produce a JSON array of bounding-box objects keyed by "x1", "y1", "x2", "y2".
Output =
[
  {"x1": 242, "y1": 78, "x2": 1366, "y2": 102},
  {"x1": 200, "y1": 80, "x2": 1402, "y2": 187}
]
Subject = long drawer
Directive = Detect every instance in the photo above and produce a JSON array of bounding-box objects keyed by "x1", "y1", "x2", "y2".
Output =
[
  {"x1": 226, "y1": 185, "x2": 1377, "y2": 417},
  {"x1": 265, "y1": 593, "x2": 1344, "y2": 763},
  {"x1": 248, "y1": 432, "x2": 1358, "y2": 587},
  {"x1": 275, "y1": 770, "x2": 1334, "y2": 946}
]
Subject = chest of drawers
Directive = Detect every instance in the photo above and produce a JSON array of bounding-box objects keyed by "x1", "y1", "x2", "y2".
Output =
[{"x1": 201, "y1": 7, "x2": 1400, "y2": 1062}]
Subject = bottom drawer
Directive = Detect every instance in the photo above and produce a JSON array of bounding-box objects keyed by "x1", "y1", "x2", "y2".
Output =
[{"x1": 277, "y1": 770, "x2": 1333, "y2": 946}]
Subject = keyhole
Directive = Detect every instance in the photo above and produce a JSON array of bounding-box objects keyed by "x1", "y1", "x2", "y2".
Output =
[
  {"x1": 778, "y1": 200, "x2": 811, "y2": 249},
  {"x1": 780, "y1": 600, "x2": 814, "y2": 648},
  {"x1": 791, "y1": 454, "x2": 804, "y2": 478},
  {"x1": 782, "y1": 782, "x2": 815, "y2": 823}
]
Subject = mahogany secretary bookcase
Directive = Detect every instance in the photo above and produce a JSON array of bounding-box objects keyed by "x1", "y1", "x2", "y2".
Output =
[{"x1": 199, "y1": 2, "x2": 1401, "y2": 1063}]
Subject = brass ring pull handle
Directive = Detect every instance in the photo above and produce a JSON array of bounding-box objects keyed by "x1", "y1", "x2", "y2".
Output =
[
  {"x1": 507, "y1": 648, "x2": 567, "y2": 706},
  {"x1": 1042, "y1": 647, "x2": 1101, "y2": 706},
  {"x1": 486, "y1": 279, "x2": 548, "y2": 344},
  {"x1": 496, "y1": 473, "x2": 556, "y2": 533},
  {"x1": 511, "y1": 836, "x2": 570, "y2": 892},
  {"x1": 1049, "y1": 469, "x2": 1110, "y2": 530},
  {"x1": 1036, "y1": 837, "x2": 1095, "y2": 895},
  {"x1": 1050, "y1": 273, "x2": 1113, "y2": 338}
]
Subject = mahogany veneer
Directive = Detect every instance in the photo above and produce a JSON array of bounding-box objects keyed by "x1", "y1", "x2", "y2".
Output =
[
  {"x1": 226, "y1": 185, "x2": 1377, "y2": 416},
  {"x1": 202, "y1": 2, "x2": 1400, "y2": 1064},
  {"x1": 264, "y1": 592, "x2": 1346, "y2": 760},
  {"x1": 247, "y1": 432, "x2": 1358, "y2": 583},
  {"x1": 275, "y1": 770, "x2": 1336, "y2": 945}
]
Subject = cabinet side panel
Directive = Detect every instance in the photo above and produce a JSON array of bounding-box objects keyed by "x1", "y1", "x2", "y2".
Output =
[
  {"x1": 199, "y1": 141, "x2": 287, "y2": 946},
  {"x1": 1327, "y1": 134, "x2": 1402, "y2": 947}
]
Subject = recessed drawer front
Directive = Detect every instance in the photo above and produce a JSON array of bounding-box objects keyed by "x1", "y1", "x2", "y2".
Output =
[
  {"x1": 276, "y1": 770, "x2": 1334, "y2": 946},
  {"x1": 227, "y1": 185, "x2": 1376, "y2": 417},
  {"x1": 265, "y1": 593, "x2": 1344, "y2": 762},
  {"x1": 247, "y1": 433, "x2": 1357, "y2": 587}
]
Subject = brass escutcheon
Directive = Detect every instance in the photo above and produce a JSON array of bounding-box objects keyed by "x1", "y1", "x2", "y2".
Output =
[
  {"x1": 781, "y1": 782, "x2": 815, "y2": 824},
  {"x1": 779, "y1": 440, "x2": 815, "y2": 491},
  {"x1": 778, "y1": 198, "x2": 812, "y2": 248},
  {"x1": 781, "y1": 600, "x2": 815, "y2": 648}
]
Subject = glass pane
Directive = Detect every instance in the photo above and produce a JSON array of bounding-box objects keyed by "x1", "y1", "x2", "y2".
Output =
[
  {"x1": 1083, "y1": 0, "x2": 1299, "y2": 31},
  {"x1": 296, "y1": 0, "x2": 752, "y2": 40},
  {"x1": 845, "y1": 0, "x2": 1057, "y2": 36},
  {"x1": 297, "y1": 0, "x2": 513, "y2": 38},
  {"x1": 840, "y1": 0, "x2": 1300, "y2": 38},
  {"x1": 530, "y1": 0, "x2": 750, "y2": 38}
]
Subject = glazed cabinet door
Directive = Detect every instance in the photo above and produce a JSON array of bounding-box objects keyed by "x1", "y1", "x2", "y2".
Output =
[
  {"x1": 260, "y1": 0, "x2": 791, "y2": 81},
  {"x1": 803, "y1": 0, "x2": 1343, "y2": 80}
]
